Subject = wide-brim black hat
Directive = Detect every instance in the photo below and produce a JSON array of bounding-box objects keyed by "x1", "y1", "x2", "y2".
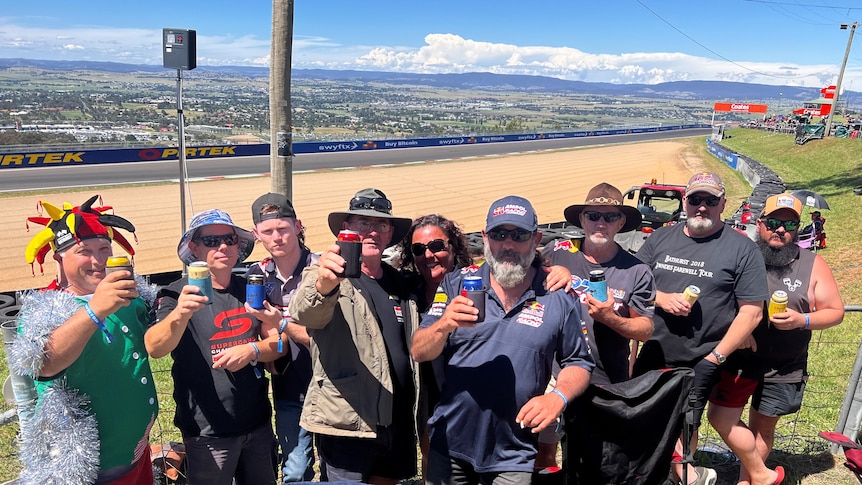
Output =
[
  {"x1": 327, "y1": 188, "x2": 412, "y2": 248},
  {"x1": 563, "y1": 183, "x2": 643, "y2": 233}
]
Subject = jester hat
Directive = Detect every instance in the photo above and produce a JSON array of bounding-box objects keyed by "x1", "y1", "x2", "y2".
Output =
[{"x1": 25, "y1": 195, "x2": 137, "y2": 274}]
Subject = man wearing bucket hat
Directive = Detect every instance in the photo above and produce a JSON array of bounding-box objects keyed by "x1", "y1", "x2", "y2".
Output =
[
  {"x1": 633, "y1": 172, "x2": 768, "y2": 485},
  {"x1": 707, "y1": 193, "x2": 843, "y2": 485},
  {"x1": 289, "y1": 188, "x2": 421, "y2": 484},
  {"x1": 147, "y1": 209, "x2": 285, "y2": 485},
  {"x1": 247, "y1": 193, "x2": 319, "y2": 483},
  {"x1": 543, "y1": 182, "x2": 655, "y2": 385},
  {"x1": 411, "y1": 195, "x2": 593, "y2": 485},
  {"x1": 10, "y1": 195, "x2": 158, "y2": 484}
]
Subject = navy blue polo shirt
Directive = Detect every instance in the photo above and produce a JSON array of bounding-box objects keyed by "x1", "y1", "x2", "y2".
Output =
[{"x1": 421, "y1": 263, "x2": 594, "y2": 473}]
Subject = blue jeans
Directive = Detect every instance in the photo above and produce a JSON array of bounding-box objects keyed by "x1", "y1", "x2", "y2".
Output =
[{"x1": 275, "y1": 400, "x2": 315, "y2": 483}]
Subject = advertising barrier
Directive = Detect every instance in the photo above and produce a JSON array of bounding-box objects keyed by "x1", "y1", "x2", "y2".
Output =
[{"x1": 0, "y1": 124, "x2": 709, "y2": 170}]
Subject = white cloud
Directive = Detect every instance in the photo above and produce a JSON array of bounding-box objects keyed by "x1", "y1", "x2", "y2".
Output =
[{"x1": 0, "y1": 23, "x2": 856, "y2": 88}]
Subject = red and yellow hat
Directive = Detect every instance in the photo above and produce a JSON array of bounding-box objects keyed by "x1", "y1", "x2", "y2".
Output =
[{"x1": 24, "y1": 195, "x2": 136, "y2": 274}]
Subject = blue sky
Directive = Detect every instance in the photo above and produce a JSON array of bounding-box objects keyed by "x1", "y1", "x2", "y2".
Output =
[{"x1": 2, "y1": 0, "x2": 862, "y2": 88}]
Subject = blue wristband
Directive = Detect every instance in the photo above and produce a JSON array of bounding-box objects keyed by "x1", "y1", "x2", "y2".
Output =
[
  {"x1": 550, "y1": 389, "x2": 569, "y2": 410},
  {"x1": 83, "y1": 302, "x2": 114, "y2": 343},
  {"x1": 804, "y1": 313, "x2": 811, "y2": 329},
  {"x1": 249, "y1": 342, "x2": 261, "y2": 361},
  {"x1": 278, "y1": 315, "x2": 288, "y2": 354}
]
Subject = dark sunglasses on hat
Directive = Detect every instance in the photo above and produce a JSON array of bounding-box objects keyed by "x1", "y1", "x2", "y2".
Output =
[
  {"x1": 411, "y1": 239, "x2": 449, "y2": 256},
  {"x1": 486, "y1": 228, "x2": 535, "y2": 242},
  {"x1": 194, "y1": 233, "x2": 239, "y2": 247},
  {"x1": 583, "y1": 211, "x2": 623, "y2": 223},
  {"x1": 349, "y1": 196, "x2": 392, "y2": 214},
  {"x1": 762, "y1": 218, "x2": 800, "y2": 232},
  {"x1": 686, "y1": 194, "x2": 722, "y2": 207}
]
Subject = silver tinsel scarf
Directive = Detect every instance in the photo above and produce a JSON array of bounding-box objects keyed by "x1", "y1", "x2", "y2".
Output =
[{"x1": 9, "y1": 275, "x2": 157, "y2": 484}]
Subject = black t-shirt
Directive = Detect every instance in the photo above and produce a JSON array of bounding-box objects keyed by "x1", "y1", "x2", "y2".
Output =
[
  {"x1": 636, "y1": 224, "x2": 767, "y2": 364},
  {"x1": 155, "y1": 273, "x2": 271, "y2": 437},
  {"x1": 353, "y1": 267, "x2": 414, "y2": 401}
]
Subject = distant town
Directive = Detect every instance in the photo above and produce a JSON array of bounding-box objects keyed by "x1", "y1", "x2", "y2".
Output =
[{"x1": 0, "y1": 60, "x2": 846, "y2": 148}]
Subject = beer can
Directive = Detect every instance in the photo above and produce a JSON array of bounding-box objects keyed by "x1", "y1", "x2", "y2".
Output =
[
  {"x1": 589, "y1": 269, "x2": 607, "y2": 302},
  {"x1": 247, "y1": 274, "x2": 266, "y2": 309},
  {"x1": 188, "y1": 261, "x2": 213, "y2": 304},
  {"x1": 768, "y1": 290, "x2": 788, "y2": 318},
  {"x1": 461, "y1": 276, "x2": 485, "y2": 322},
  {"x1": 105, "y1": 255, "x2": 134, "y2": 280},
  {"x1": 682, "y1": 285, "x2": 700, "y2": 305},
  {"x1": 337, "y1": 230, "x2": 362, "y2": 278}
]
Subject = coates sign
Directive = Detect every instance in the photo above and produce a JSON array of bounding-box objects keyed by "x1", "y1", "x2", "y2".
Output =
[{"x1": 713, "y1": 103, "x2": 768, "y2": 114}]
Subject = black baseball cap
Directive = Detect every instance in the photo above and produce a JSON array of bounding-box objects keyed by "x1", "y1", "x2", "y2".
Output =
[{"x1": 252, "y1": 193, "x2": 297, "y2": 224}]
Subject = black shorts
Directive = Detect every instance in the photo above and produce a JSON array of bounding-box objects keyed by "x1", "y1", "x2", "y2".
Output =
[
  {"x1": 752, "y1": 378, "x2": 807, "y2": 417},
  {"x1": 317, "y1": 421, "x2": 417, "y2": 481}
]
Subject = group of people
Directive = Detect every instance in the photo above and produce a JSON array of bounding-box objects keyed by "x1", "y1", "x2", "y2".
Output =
[{"x1": 8, "y1": 171, "x2": 845, "y2": 485}]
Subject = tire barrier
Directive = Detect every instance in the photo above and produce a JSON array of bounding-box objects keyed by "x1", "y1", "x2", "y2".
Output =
[
  {"x1": 0, "y1": 305, "x2": 20, "y2": 322},
  {"x1": 0, "y1": 294, "x2": 13, "y2": 310},
  {"x1": 710, "y1": 140, "x2": 786, "y2": 229}
]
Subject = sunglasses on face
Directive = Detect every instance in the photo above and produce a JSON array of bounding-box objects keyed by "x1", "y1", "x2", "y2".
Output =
[
  {"x1": 762, "y1": 218, "x2": 800, "y2": 232},
  {"x1": 486, "y1": 228, "x2": 535, "y2": 242},
  {"x1": 686, "y1": 195, "x2": 722, "y2": 207},
  {"x1": 349, "y1": 196, "x2": 392, "y2": 214},
  {"x1": 194, "y1": 233, "x2": 240, "y2": 247},
  {"x1": 411, "y1": 239, "x2": 449, "y2": 256},
  {"x1": 350, "y1": 218, "x2": 393, "y2": 234},
  {"x1": 583, "y1": 211, "x2": 623, "y2": 223}
]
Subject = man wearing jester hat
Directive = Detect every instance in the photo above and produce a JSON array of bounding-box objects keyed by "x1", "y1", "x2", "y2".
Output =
[{"x1": 10, "y1": 195, "x2": 159, "y2": 484}]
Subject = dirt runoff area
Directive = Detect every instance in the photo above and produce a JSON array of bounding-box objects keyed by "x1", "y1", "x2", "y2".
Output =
[{"x1": 0, "y1": 140, "x2": 704, "y2": 293}]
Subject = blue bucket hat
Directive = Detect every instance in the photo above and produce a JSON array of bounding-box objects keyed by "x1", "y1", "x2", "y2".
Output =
[{"x1": 177, "y1": 209, "x2": 255, "y2": 264}]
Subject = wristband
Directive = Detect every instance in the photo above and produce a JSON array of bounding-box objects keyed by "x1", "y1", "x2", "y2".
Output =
[
  {"x1": 550, "y1": 389, "x2": 569, "y2": 410},
  {"x1": 804, "y1": 313, "x2": 811, "y2": 329},
  {"x1": 278, "y1": 314, "x2": 289, "y2": 354},
  {"x1": 249, "y1": 342, "x2": 261, "y2": 361},
  {"x1": 84, "y1": 302, "x2": 114, "y2": 344}
]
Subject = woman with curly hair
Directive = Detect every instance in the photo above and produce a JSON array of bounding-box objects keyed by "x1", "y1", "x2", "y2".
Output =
[{"x1": 399, "y1": 214, "x2": 474, "y2": 312}]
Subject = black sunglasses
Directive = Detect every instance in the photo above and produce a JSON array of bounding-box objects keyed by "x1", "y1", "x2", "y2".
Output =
[
  {"x1": 411, "y1": 239, "x2": 449, "y2": 256},
  {"x1": 194, "y1": 233, "x2": 239, "y2": 247},
  {"x1": 350, "y1": 196, "x2": 392, "y2": 214},
  {"x1": 686, "y1": 195, "x2": 722, "y2": 207},
  {"x1": 583, "y1": 211, "x2": 623, "y2": 223},
  {"x1": 487, "y1": 228, "x2": 535, "y2": 242},
  {"x1": 763, "y1": 218, "x2": 800, "y2": 232}
]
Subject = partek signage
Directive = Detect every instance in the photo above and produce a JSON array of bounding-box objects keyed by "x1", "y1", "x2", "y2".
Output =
[{"x1": 713, "y1": 103, "x2": 768, "y2": 114}]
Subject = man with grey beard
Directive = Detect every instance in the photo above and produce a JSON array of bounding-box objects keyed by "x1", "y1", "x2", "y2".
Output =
[
  {"x1": 412, "y1": 195, "x2": 594, "y2": 485},
  {"x1": 633, "y1": 172, "x2": 767, "y2": 485}
]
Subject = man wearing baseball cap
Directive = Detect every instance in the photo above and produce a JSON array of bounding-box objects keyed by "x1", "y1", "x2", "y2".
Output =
[
  {"x1": 412, "y1": 195, "x2": 593, "y2": 484},
  {"x1": 634, "y1": 172, "x2": 768, "y2": 485},
  {"x1": 289, "y1": 188, "x2": 421, "y2": 484},
  {"x1": 707, "y1": 193, "x2": 843, "y2": 485},
  {"x1": 147, "y1": 208, "x2": 285, "y2": 485},
  {"x1": 247, "y1": 193, "x2": 319, "y2": 483}
]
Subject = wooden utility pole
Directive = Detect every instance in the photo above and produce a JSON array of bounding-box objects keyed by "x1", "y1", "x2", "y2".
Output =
[{"x1": 270, "y1": 0, "x2": 294, "y2": 198}]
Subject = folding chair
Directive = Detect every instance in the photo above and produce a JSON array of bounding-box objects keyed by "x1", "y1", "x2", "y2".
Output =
[
  {"x1": 563, "y1": 367, "x2": 695, "y2": 485},
  {"x1": 819, "y1": 431, "x2": 862, "y2": 483}
]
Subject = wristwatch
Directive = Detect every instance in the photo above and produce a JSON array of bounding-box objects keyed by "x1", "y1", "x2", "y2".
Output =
[{"x1": 711, "y1": 349, "x2": 727, "y2": 364}]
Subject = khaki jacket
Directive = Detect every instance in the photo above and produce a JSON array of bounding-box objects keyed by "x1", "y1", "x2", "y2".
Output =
[{"x1": 288, "y1": 262, "x2": 421, "y2": 438}]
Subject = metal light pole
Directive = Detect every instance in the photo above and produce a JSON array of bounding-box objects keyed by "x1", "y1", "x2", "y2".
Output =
[{"x1": 825, "y1": 22, "x2": 857, "y2": 137}]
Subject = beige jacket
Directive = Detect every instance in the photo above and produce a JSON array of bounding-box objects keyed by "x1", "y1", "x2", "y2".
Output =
[{"x1": 288, "y1": 262, "x2": 421, "y2": 438}]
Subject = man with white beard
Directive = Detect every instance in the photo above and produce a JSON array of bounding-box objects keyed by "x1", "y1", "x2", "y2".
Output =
[
  {"x1": 633, "y1": 172, "x2": 767, "y2": 485},
  {"x1": 412, "y1": 195, "x2": 594, "y2": 485},
  {"x1": 543, "y1": 183, "x2": 655, "y2": 384}
]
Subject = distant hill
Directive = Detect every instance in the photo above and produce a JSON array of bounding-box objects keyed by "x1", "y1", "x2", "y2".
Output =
[{"x1": 1, "y1": 57, "x2": 855, "y2": 106}]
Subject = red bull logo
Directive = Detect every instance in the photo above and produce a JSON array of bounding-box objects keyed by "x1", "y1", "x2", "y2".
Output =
[{"x1": 552, "y1": 239, "x2": 580, "y2": 253}]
